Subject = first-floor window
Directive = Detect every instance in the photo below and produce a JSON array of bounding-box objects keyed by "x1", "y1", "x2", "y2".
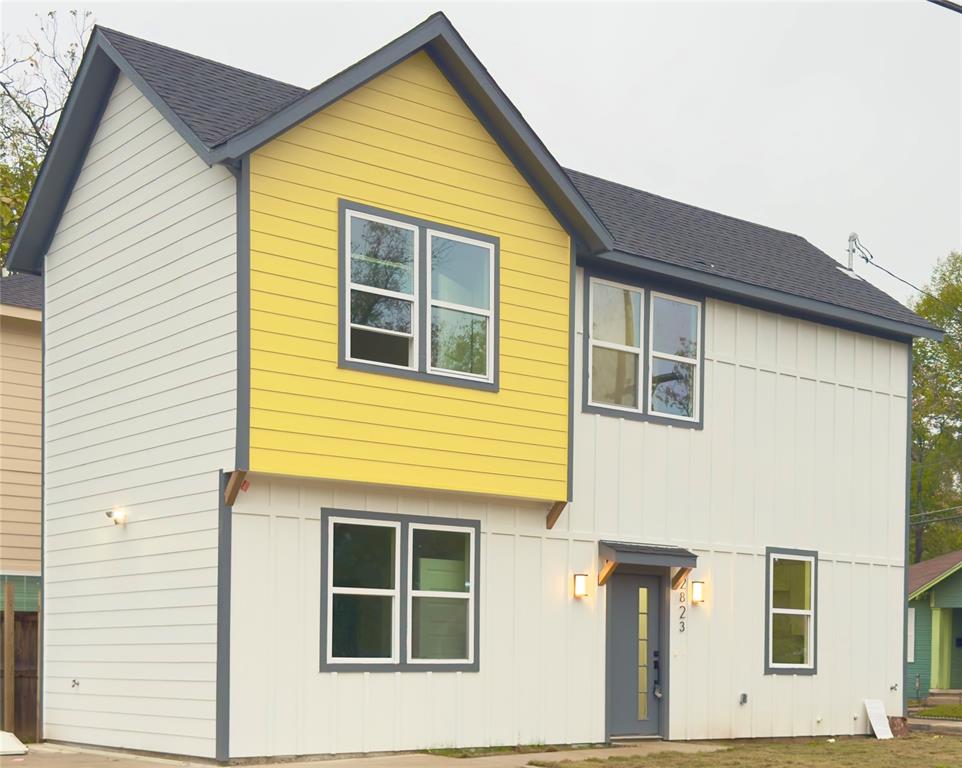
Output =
[
  {"x1": 767, "y1": 548, "x2": 817, "y2": 673},
  {"x1": 323, "y1": 510, "x2": 478, "y2": 670}
]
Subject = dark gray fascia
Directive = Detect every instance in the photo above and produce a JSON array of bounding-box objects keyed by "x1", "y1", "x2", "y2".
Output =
[
  {"x1": 586, "y1": 250, "x2": 944, "y2": 343},
  {"x1": 319, "y1": 507, "x2": 481, "y2": 673},
  {"x1": 5, "y1": 39, "x2": 116, "y2": 275},
  {"x1": 599, "y1": 541, "x2": 698, "y2": 570},
  {"x1": 211, "y1": 13, "x2": 613, "y2": 254},
  {"x1": 764, "y1": 546, "x2": 818, "y2": 676},
  {"x1": 235, "y1": 157, "x2": 251, "y2": 471}
]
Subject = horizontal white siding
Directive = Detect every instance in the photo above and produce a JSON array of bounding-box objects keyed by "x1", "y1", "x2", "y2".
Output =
[
  {"x1": 569, "y1": 268, "x2": 907, "y2": 739},
  {"x1": 230, "y1": 475, "x2": 604, "y2": 758},
  {"x1": 43, "y1": 73, "x2": 236, "y2": 758}
]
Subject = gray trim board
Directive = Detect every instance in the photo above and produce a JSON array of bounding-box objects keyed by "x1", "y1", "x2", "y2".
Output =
[
  {"x1": 39, "y1": 271, "x2": 46, "y2": 739},
  {"x1": 6, "y1": 41, "x2": 117, "y2": 274},
  {"x1": 582, "y1": 268, "x2": 706, "y2": 429},
  {"x1": 216, "y1": 470, "x2": 232, "y2": 762},
  {"x1": 566, "y1": 242, "x2": 576, "y2": 502},
  {"x1": 235, "y1": 157, "x2": 251, "y2": 471},
  {"x1": 903, "y1": 341, "x2": 913, "y2": 714},
  {"x1": 319, "y1": 508, "x2": 481, "y2": 673},
  {"x1": 337, "y1": 199, "x2": 500, "y2": 392},
  {"x1": 587, "y1": 250, "x2": 942, "y2": 343},
  {"x1": 764, "y1": 546, "x2": 818, "y2": 676}
]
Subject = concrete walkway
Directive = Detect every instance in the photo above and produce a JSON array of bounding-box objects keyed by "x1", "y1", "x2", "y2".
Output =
[
  {"x1": 14, "y1": 741, "x2": 721, "y2": 768},
  {"x1": 909, "y1": 716, "x2": 962, "y2": 736}
]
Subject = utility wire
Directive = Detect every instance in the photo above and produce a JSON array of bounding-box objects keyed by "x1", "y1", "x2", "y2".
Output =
[
  {"x1": 910, "y1": 511, "x2": 962, "y2": 527},
  {"x1": 910, "y1": 503, "x2": 962, "y2": 520}
]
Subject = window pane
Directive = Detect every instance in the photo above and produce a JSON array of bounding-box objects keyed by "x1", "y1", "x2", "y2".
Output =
[
  {"x1": 650, "y1": 358, "x2": 694, "y2": 417},
  {"x1": 773, "y1": 558, "x2": 812, "y2": 610},
  {"x1": 772, "y1": 613, "x2": 809, "y2": 665},
  {"x1": 350, "y1": 217, "x2": 414, "y2": 294},
  {"x1": 431, "y1": 235, "x2": 490, "y2": 310},
  {"x1": 592, "y1": 282, "x2": 641, "y2": 347},
  {"x1": 592, "y1": 347, "x2": 639, "y2": 408},
  {"x1": 350, "y1": 290, "x2": 412, "y2": 333},
  {"x1": 412, "y1": 596, "x2": 468, "y2": 659},
  {"x1": 431, "y1": 306, "x2": 487, "y2": 376},
  {"x1": 412, "y1": 529, "x2": 470, "y2": 592},
  {"x1": 652, "y1": 296, "x2": 698, "y2": 358},
  {"x1": 332, "y1": 522, "x2": 395, "y2": 589},
  {"x1": 332, "y1": 594, "x2": 393, "y2": 658},
  {"x1": 350, "y1": 327, "x2": 411, "y2": 367}
]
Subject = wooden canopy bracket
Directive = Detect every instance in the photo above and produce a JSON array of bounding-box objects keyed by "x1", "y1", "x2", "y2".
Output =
[
  {"x1": 224, "y1": 469, "x2": 248, "y2": 507},
  {"x1": 546, "y1": 500, "x2": 567, "y2": 529},
  {"x1": 598, "y1": 559, "x2": 618, "y2": 586},
  {"x1": 670, "y1": 566, "x2": 693, "y2": 590}
]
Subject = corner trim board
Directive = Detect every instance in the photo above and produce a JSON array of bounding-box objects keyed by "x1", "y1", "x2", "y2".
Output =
[
  {"x1": 215, "y1": 470, "x2": 232, "y2": 762},
  {"x1": 235, "y1": 156, "x2": 250, "y2": 471}
]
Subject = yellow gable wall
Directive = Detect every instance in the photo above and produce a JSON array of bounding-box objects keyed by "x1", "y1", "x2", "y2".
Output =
[{"x1": 248, "y1": 51, "x2": 571, "y2": 501}]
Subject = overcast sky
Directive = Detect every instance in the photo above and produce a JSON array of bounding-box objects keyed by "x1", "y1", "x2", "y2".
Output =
[{"x1": 4, "y1": 0, "x2": 960, "y2": 307}]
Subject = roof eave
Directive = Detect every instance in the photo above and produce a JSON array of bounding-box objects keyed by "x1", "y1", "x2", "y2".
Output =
[
  {"x1": 210, "y1": 13, "x2": 613, "y2": 253},
  {"x1": 909, "y1": 559, "x2": 962, "y2": 601},
  {"x1": 5, "y1": 27, "x2": 216, "y2": 275},
  {"x1": 588, "y1": 249, "x2": 944, "y2": 342}
]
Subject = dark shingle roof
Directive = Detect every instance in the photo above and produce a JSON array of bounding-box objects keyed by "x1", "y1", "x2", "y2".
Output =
[
  {"x1": 909, "y1": 549, "x2": 962, "y2": 597},
  {"x1": 99, "y1": 27, "x2": 307, "y2": 147},
  {"x1": 32, "y1": 25, "x2": 936, "y2": 338},
  {"x1": 0, "y1": 272, "x2": 42, "y2": 310},
  {"x1": 566, "y1": 169, "x2": 938, "y2": 334}
]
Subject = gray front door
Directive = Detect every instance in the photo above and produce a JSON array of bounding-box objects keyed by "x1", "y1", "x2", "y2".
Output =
[{"x1": 607, "y1": 573, "x2": 662, "y2": 737}]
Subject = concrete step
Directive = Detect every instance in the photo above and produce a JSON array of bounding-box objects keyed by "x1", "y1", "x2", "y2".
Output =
[{"x1": 926, "y1": 690, "x2": 962, "y2": 706}]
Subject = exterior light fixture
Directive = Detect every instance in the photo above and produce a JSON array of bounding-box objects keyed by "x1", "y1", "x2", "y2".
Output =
[
  {"x1": 106, "y1": 508, "x2": 128, "y2": 526},
  {"x1": 573, "y1": 573, "x2": 588, "y2": 598},
  {"x1": 691, "y1": 580, "x2": 705, "y2": 604}
]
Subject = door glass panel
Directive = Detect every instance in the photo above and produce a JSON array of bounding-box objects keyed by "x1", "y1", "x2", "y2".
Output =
[{"x1": 638, "y1": 587, "x2": 649, "y2": 720}]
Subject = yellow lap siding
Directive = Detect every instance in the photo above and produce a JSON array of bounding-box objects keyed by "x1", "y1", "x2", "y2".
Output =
[{"x1": 249, "y1": 51, "x2": 571, "y2": 501}]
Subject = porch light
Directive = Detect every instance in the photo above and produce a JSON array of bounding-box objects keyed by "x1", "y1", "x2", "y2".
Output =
[
  {"x1": 106, "y1": 507, "x2": 128, "y2": 526},
  {"x1": 691, "y1": 580, "x2": 705, "y2": 604},
  {"x1": 573, "y1": 573, "x2": 589, "y2": 598}
]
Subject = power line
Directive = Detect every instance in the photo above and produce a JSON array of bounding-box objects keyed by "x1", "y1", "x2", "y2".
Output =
[{"x1": 910, "y1": 504, "x2": 962, "y2": 521}]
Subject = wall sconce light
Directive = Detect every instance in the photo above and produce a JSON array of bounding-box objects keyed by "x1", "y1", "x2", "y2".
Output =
[
  {"x1": 691, "y1": 580, "x2": 705, "y2": 604},
  {"x1": 573, "y1": 573, "x2": 588, "y2": 599},
  {"x1": 106, "y1": 507, "x2": 128, "y2": 526}
]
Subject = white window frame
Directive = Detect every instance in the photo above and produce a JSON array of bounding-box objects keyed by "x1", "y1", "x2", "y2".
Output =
[
  {"x1": 426, "y1": 229, "x2": 495, "y2": 383},
  {"x1": 768, "y1": 551, "x2": 816, "y2": 671},
  {"x1": 647, "y1": 290, "x2": 701, "y2": 423},
  {"x1": 907, "y1": 606, "x2": 916, "y2": 663},
  {"x1": 343, "y1": 208, "x2": 419, "y2": 372},
  {"x1": 406, "y1": 522, "x2": 476, "y2": 665},
  {"x1": 325, "y1": 515, "x2": 402, "y2": 665},
  {"x1": 586, "y1": 276, "x2": 645, "y2": 413}
]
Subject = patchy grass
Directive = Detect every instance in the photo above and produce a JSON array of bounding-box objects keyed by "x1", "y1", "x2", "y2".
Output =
[
  {"x1": 917, "y1": 703, "x2": 962, "y2": 719},
  {"x1": 428, "y1": 743, "x2": 604, "y2": 758},
  {"x1": 530, "y1": 734, "x2": 962, "y2": 768}
]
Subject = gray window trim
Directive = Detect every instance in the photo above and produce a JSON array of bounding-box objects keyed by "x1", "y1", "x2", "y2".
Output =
[
  {"x1": 764, "y1": 546, "x2": 818, "y2": 676},
  {"x1": 582, "y1": 269, "x2": 706, "y2": 429},
  {"x1": 338, "y1": 199, "x2": 500, "y2": 392},
  {"x1": 319, "y1": 507, "x2": 481, "y2": 673}
]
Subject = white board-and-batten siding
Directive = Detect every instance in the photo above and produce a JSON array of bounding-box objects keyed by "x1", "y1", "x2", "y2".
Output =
[
  {"x1": 42, "y1": 73, "x2": 236, "y2": 758},
  {"x1": 228, "y1": 267, "x2": 909, "y2": 756}
]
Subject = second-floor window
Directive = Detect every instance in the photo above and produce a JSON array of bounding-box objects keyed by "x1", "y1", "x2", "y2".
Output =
[
  {"x1": 586, "y1": 275, "x2": 703, "y2": 423},
  {"x1": 342, "y1": 202, "x2": 498, "y2": 388}
]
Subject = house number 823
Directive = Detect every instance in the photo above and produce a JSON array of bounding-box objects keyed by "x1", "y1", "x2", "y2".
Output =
[{"x1": 678, "y1": 578, "x2": 688, "y2": 632}]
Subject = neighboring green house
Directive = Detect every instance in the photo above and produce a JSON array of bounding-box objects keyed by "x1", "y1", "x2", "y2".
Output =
[{"x1": 907, "y1": 549, "x2": 962, "y2": 700}]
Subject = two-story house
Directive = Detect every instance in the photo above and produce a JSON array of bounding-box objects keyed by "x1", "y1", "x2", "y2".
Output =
[{"x1": 6, "y1": 13, "x2": 942, "y2": 761}]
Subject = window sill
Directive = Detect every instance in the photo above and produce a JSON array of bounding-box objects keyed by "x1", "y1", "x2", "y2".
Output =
[
  {"x1": 582, "y1": 402, "x2": 703, "y2": 429},
  {"x1": 320, "y1": 660, "x2": 480, "y2": 673},
  {"x1": 340, "y1": 357, "x2": 499, "y2": 393},
  {"x1": 764, "y1": 665, "x2": 817, "y2": 676}
]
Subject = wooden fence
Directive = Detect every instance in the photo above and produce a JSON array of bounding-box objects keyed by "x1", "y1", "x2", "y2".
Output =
[{"x1": 0, "y1": 581, "x2": 40, "y2": 743}]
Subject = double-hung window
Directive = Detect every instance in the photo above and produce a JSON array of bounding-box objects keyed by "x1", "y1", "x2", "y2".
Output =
[
  {"x1": 586, "y1": 276, "x2": 703, "y2": 423},
  {"x1": 322, "y1": 510, "x2": 479, "y2": 671},
  {"x1": 766, "y1": 548, "x2": 817, "y2": 673},
  {"x1": 342, "y1": 202, "x2": 497, "y2": 387}
]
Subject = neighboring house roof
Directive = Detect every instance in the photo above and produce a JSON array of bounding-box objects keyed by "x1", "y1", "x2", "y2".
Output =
[
  {"x1": 5, "y1": 12, "x2": 941, "y2": 342},
  {"x1": 0, "y1": 272, "x2": 42, "y2": 311},
  {"x1": 909, "y1": 549, "x2": 962, "y2": 599}
]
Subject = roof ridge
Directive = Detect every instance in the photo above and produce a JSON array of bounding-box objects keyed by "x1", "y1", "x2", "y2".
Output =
[
  {"x1": 564, "y1": 166, "x2": 809, "y2": 243},
  {"x1": 96, "y1": 25, "x2": 307, "y2": 93}
]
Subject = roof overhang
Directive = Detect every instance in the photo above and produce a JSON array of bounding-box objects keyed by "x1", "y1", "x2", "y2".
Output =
[
  {"x1": 597, "y1": 540, "x2": 698, "y2": 586},
  {"x1": 585, "y1": 249, "x2": 944, "y2": 342}
]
